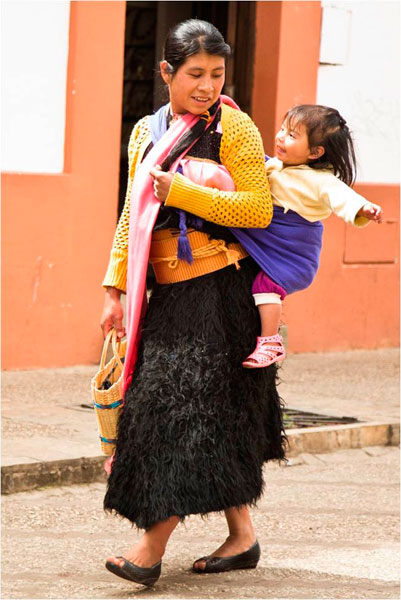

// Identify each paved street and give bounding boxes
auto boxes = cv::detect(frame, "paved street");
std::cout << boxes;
[2,446,399,599]
[2,349,399,468]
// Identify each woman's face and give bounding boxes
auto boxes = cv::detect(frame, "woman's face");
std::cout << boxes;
[160,52,225,115]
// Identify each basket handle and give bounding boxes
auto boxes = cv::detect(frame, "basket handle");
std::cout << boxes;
[99,328,124,372]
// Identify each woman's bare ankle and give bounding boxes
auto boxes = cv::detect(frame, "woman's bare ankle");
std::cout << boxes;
[141,535,166,559]
[227,530,256,544]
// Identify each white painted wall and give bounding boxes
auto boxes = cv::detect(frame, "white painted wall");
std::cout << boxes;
[1,1,70,173]
[317,1,400,183]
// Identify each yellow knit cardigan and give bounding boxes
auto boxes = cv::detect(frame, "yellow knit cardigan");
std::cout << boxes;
[103,104,272,292]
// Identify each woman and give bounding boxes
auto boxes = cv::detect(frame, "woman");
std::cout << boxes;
[101,19,285,586]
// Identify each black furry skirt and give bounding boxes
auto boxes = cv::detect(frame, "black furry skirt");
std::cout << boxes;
[104,257,286,529]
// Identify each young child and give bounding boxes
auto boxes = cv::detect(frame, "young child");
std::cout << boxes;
[239,104,383,368]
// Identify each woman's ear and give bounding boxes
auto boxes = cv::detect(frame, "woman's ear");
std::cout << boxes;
[308,145,325,160]
[160,60,171,85]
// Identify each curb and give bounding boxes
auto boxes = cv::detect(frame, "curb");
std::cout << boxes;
[286,420,400,456]
[1,421,399,495]
[1,456,107,495]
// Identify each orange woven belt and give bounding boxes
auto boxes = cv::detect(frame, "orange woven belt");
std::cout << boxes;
[149,229,248,284]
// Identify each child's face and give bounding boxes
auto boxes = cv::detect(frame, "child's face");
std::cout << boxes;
[275,120,320,166]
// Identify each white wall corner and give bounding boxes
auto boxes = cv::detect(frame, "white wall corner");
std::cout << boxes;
[319,5,352,66]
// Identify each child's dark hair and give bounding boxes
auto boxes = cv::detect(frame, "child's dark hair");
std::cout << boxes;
[284,105,357,186]
[160,20,231,172]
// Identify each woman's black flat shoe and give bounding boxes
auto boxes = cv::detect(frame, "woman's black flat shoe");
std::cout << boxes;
[192,540,261,574]
[105,557,162,586]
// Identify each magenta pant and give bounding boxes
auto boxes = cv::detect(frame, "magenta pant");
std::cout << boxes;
[251,271,287,300]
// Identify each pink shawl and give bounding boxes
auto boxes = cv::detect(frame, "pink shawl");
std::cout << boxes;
[123,95,240,394]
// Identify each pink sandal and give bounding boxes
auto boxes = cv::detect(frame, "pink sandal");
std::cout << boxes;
[242,334,286,369]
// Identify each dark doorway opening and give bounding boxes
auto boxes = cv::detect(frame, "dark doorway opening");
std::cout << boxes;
[118,1,256,217]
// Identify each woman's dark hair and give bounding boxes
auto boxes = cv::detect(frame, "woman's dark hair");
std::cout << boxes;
[160,19,231,172]
[163,19,230,74]
[284,105,357,186]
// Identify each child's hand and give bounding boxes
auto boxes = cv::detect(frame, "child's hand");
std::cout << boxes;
[357,202,383,223]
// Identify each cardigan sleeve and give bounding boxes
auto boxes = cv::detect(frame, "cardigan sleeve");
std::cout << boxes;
[320,176,370,228]
[102,118,150,291]
[164,106,272,228]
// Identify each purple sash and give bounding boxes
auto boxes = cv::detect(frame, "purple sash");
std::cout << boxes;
[150,110,322,295]
[230,207,323,294]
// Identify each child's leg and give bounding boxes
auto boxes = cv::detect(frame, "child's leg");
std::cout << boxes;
[252,271,287,336]
[242,272,287,368]
[254,293,282,338]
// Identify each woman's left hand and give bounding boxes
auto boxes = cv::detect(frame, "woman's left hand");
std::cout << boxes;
[150,165,175,203]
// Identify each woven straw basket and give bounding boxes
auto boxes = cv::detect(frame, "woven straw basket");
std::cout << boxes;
[91,328,126,456]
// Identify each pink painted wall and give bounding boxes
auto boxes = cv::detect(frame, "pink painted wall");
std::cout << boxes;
[284,184,400,352]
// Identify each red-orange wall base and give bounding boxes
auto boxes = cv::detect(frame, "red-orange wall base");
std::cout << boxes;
[284,184,400,352]
[2,1,399,370]
[252,1,322,153]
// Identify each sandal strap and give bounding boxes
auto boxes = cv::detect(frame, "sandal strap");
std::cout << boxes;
[253,349,280,361]
[257,342,283,351]
[257,334,283,343]
[262,347,283,355]
[256,340,284,354]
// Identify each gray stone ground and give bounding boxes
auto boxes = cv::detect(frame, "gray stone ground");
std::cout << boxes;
[279,349,400,422]
[2,446,399,600]
[2,349,399,467]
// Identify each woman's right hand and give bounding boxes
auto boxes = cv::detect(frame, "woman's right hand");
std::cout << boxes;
[100,287,126,339]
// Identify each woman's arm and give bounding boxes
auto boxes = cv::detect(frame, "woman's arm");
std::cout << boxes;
[161,106,273,228]
[100,118,150,337]
[102,118,151,292]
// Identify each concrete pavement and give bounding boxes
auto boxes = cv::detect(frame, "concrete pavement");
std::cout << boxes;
[1,349,399,493]
[1,446,399,599]
[1,348,399,598]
